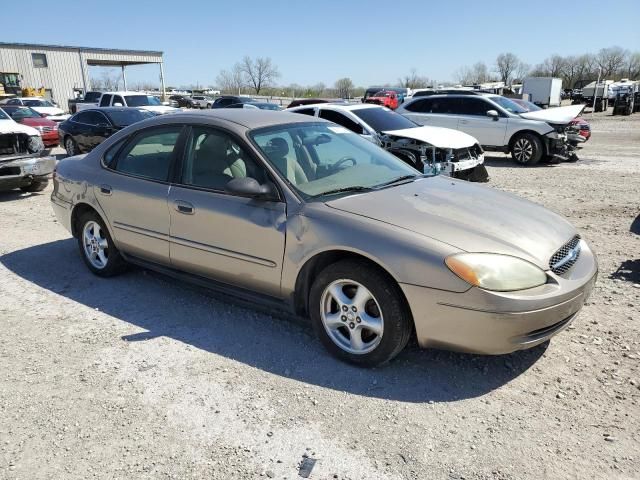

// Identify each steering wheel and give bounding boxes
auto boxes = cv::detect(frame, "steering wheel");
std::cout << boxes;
[331,156,357,171]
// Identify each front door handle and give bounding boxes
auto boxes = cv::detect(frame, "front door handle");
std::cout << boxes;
[99,184,112,195]
[174,200,194,215]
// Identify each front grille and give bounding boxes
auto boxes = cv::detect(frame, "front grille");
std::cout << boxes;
[41,126,54,133]
[549,235,581,275]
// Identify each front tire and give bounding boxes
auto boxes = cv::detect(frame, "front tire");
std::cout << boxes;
[309,260,412,367]
[511,133,543,165]
[76,211,127,277]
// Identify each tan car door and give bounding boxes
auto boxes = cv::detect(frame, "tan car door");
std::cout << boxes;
[95,125,184,265]
[167,126,286,297]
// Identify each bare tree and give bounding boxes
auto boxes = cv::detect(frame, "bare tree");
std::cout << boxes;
[495,53,520,85]
[624,51,640,79]
[514,62,530,83]
[334,77,354,99]
[239,56,280,95]
[398,68,431,89]
[216,64,245,94]
[595,46,627,78]
[90,70,121,91]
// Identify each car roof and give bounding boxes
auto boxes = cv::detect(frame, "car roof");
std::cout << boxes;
[290,103,383,113]
[78,107,147,113]
[143,109,325,130]
[101,91,149,95]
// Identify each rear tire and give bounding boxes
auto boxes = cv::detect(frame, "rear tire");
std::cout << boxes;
[20,180,49,192]
[510,133,543,165]
[76,211,127,277]
[309,260,412,367]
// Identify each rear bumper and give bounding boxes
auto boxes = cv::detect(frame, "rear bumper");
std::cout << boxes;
[400,241,598,354]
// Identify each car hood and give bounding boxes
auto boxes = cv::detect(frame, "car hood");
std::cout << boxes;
[140,106,179,114]
[519,105,585,124]
[0,119,39,136]
[31,106,65,116]
[383,126,478,149]
[325,177,576,268]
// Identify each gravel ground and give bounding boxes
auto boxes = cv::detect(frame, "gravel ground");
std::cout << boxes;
[1,111,638,480]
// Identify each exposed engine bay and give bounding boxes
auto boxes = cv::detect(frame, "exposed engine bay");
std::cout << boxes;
[380,133,489,182]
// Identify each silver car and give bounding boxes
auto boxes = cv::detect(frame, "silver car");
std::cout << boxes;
[50,110,598,366]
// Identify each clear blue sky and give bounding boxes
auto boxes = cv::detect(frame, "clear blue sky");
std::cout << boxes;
[2,0,639,88]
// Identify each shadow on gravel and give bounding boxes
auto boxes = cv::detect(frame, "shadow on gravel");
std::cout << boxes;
[483,155,558,169]
[631,214,640,235]
[1,239,547,403]
[610,259,640,283]
[0,190,46,202]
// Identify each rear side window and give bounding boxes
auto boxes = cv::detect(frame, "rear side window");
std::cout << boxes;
[318,110,364,134]
[113,127,182,181]
[99,94,112,107]
[430,98,459,114]
[404,99,431,112]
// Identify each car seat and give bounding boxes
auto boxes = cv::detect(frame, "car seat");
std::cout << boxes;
[263,137,308,185]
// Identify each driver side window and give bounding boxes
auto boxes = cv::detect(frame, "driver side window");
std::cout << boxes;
[181,127,267,192]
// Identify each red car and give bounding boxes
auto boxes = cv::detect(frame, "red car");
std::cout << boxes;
[364,90,399,109]
[0,105,59,147]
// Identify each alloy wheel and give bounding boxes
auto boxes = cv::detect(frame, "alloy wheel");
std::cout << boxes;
[513,138,533,163]
[320,279,384,355]
[65,137,75,156]
[82,220,109,269]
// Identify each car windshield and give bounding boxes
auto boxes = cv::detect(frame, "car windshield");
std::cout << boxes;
[490,96,528,114]
[520,100,542,112]
[7,107,41,119]
[124,95,162,107]
[250,122,419,199]
[24,99,53,107]
[0,109,9,120]
[353,107,417,132]
[106,109,156,127]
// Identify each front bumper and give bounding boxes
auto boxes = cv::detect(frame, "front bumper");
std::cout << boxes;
[400,241,598,354]
[0,155,56,190]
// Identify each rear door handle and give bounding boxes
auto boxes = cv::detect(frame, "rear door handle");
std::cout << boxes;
[99,184,112,195]
[174,200,194,215]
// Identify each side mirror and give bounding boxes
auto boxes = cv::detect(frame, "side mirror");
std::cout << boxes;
[486,110,499,120]
[225,177,277,200]
[113,102,123,107]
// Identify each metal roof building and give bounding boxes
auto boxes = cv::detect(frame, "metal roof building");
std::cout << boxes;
[0,42,165,107]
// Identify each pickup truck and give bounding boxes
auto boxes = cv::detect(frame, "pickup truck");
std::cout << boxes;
[68,91,102,114]
[97,91,178,114]
[0,108,56,192]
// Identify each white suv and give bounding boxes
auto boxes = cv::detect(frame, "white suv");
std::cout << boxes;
[288,103,488,181]
[396,93,584,165]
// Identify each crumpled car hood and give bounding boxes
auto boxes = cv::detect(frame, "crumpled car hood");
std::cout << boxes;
[0,119,39,136]
[325,177,576,268]
[383,126,478,149]
[519,105,585,125]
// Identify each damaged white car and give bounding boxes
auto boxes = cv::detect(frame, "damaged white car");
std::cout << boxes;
[0,108,56,193]
[287,103,488,182]
[397,92,584,165]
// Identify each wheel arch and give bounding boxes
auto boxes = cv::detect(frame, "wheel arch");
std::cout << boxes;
[292,249,414,328]
[70,202,110,239]
[507,129,547,153]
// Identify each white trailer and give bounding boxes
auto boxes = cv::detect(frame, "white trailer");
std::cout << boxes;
[522,77,563,108]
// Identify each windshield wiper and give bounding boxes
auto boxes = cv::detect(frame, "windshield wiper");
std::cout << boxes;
[313,186,373,197]
[375,174,420,189]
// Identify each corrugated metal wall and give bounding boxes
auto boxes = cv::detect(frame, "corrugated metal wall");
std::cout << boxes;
[0,45,162,108]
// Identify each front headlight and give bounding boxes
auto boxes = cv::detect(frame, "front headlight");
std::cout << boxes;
[445,253,547,292]
[35,126,44,133]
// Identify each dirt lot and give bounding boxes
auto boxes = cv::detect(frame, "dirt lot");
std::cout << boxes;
[1,111,638,480]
